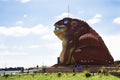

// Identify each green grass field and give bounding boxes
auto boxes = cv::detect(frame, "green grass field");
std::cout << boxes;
[0,73,119,80]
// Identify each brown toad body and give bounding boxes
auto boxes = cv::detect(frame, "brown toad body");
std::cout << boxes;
[54,17,114,66]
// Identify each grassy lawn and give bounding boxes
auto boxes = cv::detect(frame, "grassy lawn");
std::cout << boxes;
[0,73,119,80]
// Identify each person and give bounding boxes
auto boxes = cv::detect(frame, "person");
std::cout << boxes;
[76,65,82,71]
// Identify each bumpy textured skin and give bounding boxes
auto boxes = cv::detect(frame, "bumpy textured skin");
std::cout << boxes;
[54,17,114,66]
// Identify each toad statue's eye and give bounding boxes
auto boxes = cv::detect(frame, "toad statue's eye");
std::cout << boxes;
[63,20,69,25]
[55,27,60,30]
[55,27,63,30]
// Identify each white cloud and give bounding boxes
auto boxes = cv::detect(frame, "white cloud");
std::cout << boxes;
[28,45,40,49]
[0,44,7,49]
[0,51,28,56]
[11,45,23,50]
[41,33,57,40]
[30,24,49,35]
[94,14,102,18]
[23,14,28,18]
[0,26,30,36]
[113,17,120,24]
[78,10,85,14]
[17,0,30,3]
[0,24,49,37]
[55,12,74,20]
[102,34,120,61]
[16,20,23,25]
[44,42,61,50]
[87,14,102,24]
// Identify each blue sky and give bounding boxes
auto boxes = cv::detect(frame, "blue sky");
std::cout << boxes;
[0,0,120,68]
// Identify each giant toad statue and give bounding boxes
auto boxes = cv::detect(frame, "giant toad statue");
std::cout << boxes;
[54,17,114,66]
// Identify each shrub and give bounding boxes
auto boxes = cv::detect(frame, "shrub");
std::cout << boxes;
[85,72,91,78]
[101,66,109,76]
[57,72,62,77]
[44,73,48,76]
[73,73,76,76]
[83,70,91,78]
[3,74,9,78]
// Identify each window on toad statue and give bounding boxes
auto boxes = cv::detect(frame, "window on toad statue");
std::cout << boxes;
[88,60,90,63]
[81,60,83,62]
[91,60,93,62]
[84,60,87,62]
